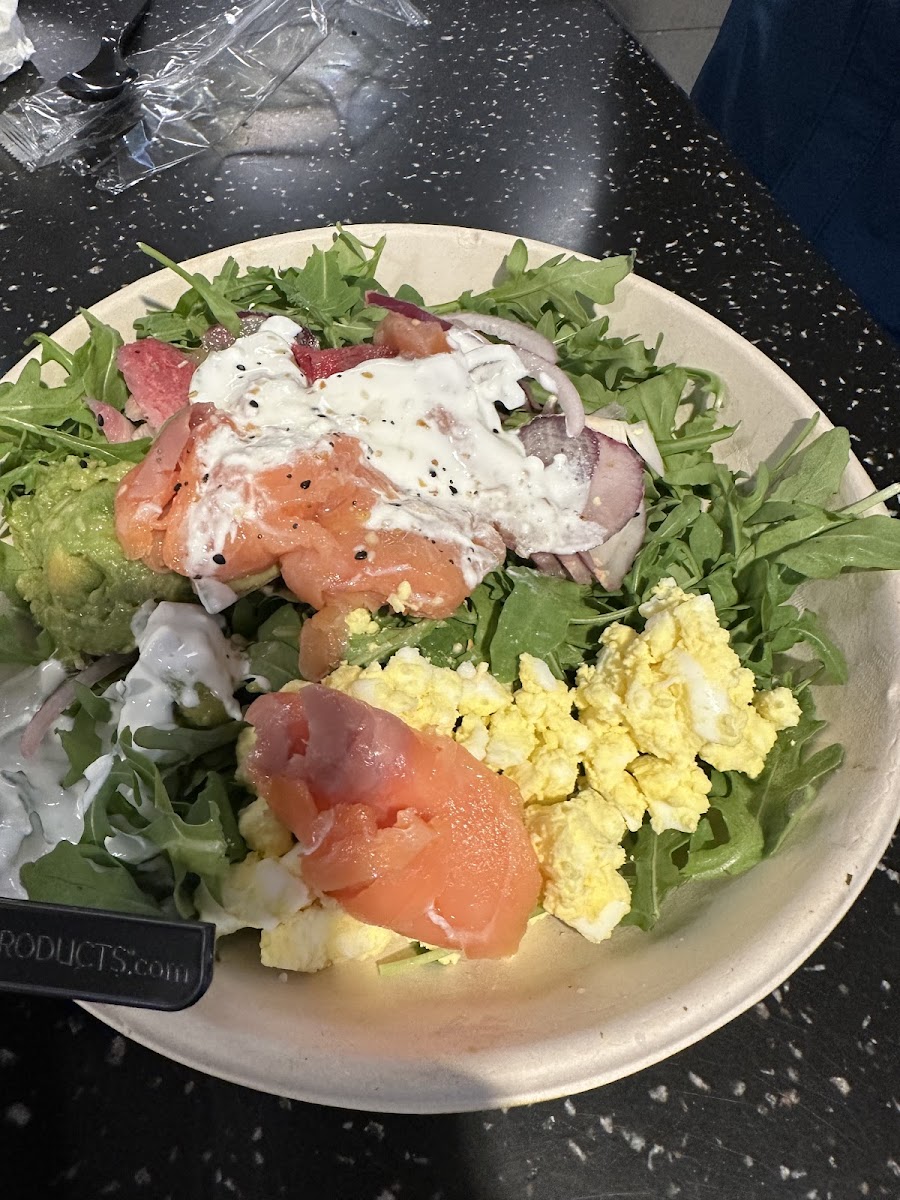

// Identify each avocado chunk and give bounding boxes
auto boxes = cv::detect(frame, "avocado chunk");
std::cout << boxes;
[7,457,193,659]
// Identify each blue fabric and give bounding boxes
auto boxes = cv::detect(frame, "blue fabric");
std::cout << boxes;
[692,0,900,340]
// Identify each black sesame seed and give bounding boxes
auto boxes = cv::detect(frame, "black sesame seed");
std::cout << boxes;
[300,479,311,489]
[354,549,368,560]
[202,473,210,483]
[286,473,292,479]
[96,413,105,427]
[236,364,246,372]
[449,484,458,495]
[173,482,182,493]
[79,459,88,469]
[292,523,299,529]
[212,553,226,565]
[249,399,259,408]
[429,469,437,478]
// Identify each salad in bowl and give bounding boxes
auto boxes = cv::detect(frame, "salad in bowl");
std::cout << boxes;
[1,226,898,989]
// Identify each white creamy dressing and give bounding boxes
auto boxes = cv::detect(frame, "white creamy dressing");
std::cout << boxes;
[113,601,247,738]
[185,317,605,585]
[0,603,249,893]
[0,661,88,898]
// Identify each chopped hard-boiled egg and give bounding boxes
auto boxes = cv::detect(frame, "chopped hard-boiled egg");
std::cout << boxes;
[195,849,310,938]
[576,579,801,834]
[526,788,631,943]
[229,578,801,966]
[238,795,293,859]
[260,898,411,973]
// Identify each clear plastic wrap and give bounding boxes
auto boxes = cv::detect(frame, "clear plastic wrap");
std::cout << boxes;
[0,0,425,188]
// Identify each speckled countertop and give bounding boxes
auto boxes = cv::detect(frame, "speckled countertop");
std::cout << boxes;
[1,1,898,1197]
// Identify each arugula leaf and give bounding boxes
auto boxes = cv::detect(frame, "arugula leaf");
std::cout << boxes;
[682,791,764,880]
[789,610,848,685]
[745,700,844,854]
[487,567,599,683]
[76,311,129,409]
[131,721,243,766]
[621,826,690,931]
[0,414,149,464]
[21,841,166,917]
[767,427,850,507]
[772,516,900,577]
[137,243,242,335]
[0,359,88,426]
[244,604,304,691]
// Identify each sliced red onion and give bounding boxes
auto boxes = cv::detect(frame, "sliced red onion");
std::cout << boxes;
[88,400,138,445]
[587,413,665,476]
[293,324,319,350]
[518,414,597,483]
[201,324,236,352]
[517,415,643,538]
[124,396,143,423]
[365,291,452,330]
[582,430,646,539]
[624,421,665,477]
[529,552,568,578]
[585,504,648,591]
[555,553,595,585]
[238,311,269,333]
[20,653,134,759]
[521,413,645,589]
[517,352,585,437]
[445,311,558,364]
[200,312,277,353]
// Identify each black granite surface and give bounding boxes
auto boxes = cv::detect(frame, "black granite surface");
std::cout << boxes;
[1,1,898,1197]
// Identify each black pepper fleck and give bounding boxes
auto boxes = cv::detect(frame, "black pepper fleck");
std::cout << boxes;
[300,479,311,489]
[354,549,368,560]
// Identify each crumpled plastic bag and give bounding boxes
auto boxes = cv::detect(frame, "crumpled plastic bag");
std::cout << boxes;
[0,0,424,190]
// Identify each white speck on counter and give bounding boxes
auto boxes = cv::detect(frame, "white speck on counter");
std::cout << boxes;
[4,1102,30,1127]
[688,1071,710,1092]
[830,1075,851,1096]
[649,1084,669,1102]
[563,1098,576,1116]
[567,1139,587,1163]
[105,1036,126,1066]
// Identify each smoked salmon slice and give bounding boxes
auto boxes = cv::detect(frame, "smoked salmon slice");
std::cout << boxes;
[114,405,485,669]
[244,686,542,958]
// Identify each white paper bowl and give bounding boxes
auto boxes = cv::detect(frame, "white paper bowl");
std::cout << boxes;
[5,225,898,1113]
